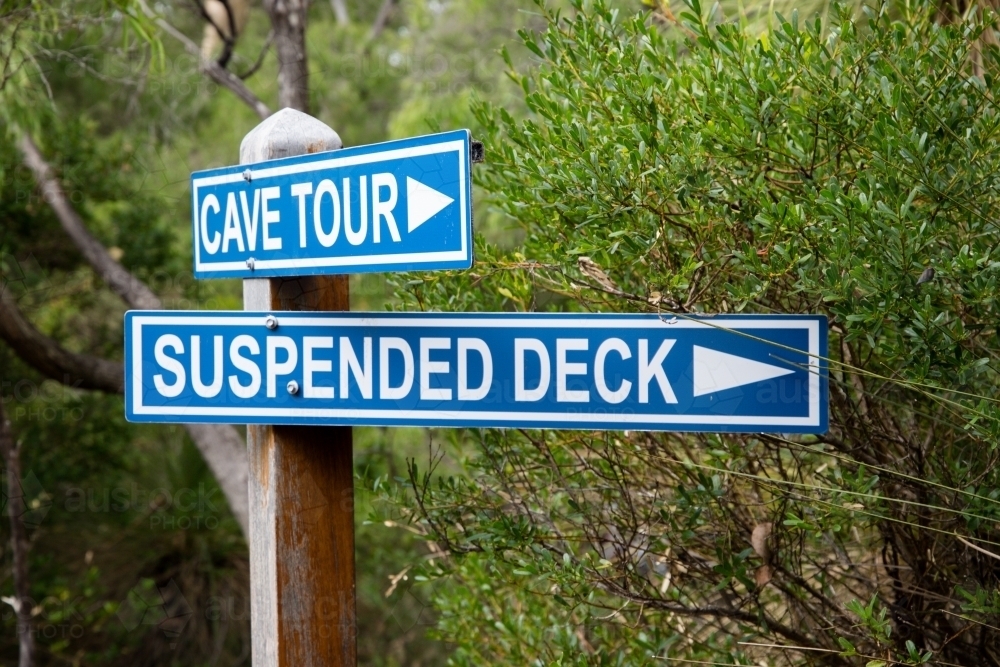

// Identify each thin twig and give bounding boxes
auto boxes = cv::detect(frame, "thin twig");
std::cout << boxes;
[138,0,271,119]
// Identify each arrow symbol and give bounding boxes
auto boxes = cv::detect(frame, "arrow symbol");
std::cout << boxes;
[692,346,795,397]
[406,177,454,232]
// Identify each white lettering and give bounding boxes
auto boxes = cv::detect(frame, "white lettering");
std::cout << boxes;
[222,192,245,253]
[303,337,334,399]
[556,339,589,402]
[371,173,400,243]
[229,335,261,398]
[420,338,451,400]
[344,177,366,246]
[261,186,282,250]
[340,337,373,399]
[457,338,492,401]
[239,190,260,252]
[154,335,185,398]
[292,182,313,248]
[515,339,550,402]
[191,335,224,398]
[314,179,341,247]
[380,337,413,400]
[639,339,677,403]
[200,194,221,255]
[595,338,632,404]
[266,336,298,398]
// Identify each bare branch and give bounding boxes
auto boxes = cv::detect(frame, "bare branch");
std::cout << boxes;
[16,134,162,310]
[14,135,252,537]
[0,288,124,394]
[369,0,398,42]
[330,0,349,25]
[215,0,238,68]
[0,289,250,534]
[191,0,233,66]
[238,29,273,80]
[139,0,271,120]
[184,424,249,533]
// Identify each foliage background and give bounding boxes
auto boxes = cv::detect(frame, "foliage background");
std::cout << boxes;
[4,0,1000,666]
[0,0,542,664]
[389,1,1000,665]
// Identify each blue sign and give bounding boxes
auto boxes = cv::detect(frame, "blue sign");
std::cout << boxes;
[125,312,828,433]
[190,130,473,279]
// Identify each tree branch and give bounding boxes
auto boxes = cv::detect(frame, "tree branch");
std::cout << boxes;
[182,423,250,535]
[139,0,271,120]
[17,135,162,310]
[191,0,236,68]
[216,0,238,68]
[330,0,349,25]
[239,29,273,80]
[0,289,250,535]
[0,288,124,393]
[14,136,251,538]
[369,0,398,42]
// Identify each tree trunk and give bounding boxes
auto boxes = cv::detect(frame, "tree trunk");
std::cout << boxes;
[1,403,35,667]
[262,0,311,112]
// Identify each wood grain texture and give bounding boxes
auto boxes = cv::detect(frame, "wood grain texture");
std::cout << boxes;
[242,111,356,667]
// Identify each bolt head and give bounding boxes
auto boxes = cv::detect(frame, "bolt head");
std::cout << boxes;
[246,257,255,270]
[286,380,299,395]
[264,315,278,330]
[243,169,252,182]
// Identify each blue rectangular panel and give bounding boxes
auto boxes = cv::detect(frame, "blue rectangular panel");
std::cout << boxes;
[125,312,828,433]
[190,130,472,279]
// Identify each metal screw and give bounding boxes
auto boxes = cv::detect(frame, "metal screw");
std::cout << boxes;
[243,169,252,182]
[264,315,278,330]
[286,380,299,395]
[246,257,255,270]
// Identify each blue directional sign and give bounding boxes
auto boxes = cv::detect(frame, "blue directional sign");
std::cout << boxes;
[190,130,473,279]
[125,312,828,433]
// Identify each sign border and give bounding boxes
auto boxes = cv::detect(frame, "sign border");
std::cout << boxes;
[190,130,472,279]
[125,312,828,433]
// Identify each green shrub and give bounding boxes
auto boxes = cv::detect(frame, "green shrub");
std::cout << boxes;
[392,1,1000,664]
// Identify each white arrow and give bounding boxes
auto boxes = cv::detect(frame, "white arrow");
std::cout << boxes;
[406,177,454,233]
[692,346,795,397]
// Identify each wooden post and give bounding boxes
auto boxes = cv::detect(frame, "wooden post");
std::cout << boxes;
[241,108,357,667]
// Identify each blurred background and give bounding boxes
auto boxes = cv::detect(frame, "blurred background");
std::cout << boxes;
[0,1,542,664]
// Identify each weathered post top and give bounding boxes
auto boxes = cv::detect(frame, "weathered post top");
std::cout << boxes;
[241,107,350,313]
[242,107,356,667]
[240,107,342,164]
